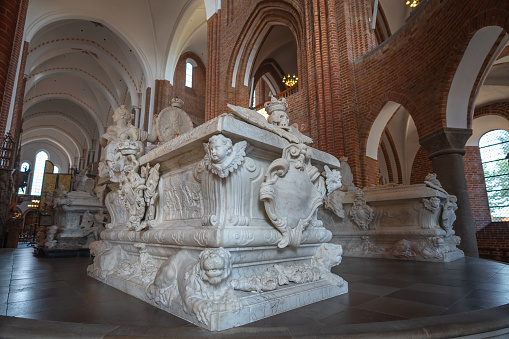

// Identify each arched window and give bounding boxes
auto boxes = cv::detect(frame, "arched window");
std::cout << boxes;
[18,162,30,195]
[30,151,48,196]
[479,129,509,221]
[185,62,193,88]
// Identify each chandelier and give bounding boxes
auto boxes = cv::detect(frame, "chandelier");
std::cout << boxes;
[406,0,419,7]
[282,74,298,87]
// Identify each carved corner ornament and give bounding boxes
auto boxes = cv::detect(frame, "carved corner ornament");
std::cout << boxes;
[348,191,374,230]
[260,143,325,248]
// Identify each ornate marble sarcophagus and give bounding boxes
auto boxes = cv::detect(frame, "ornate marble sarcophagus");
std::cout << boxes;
[87,101,348,331]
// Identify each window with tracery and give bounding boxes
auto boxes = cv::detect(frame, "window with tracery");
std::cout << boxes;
[479,129,509,221]
[30,151,48,196]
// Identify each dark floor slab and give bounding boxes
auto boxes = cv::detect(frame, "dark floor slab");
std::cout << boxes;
[14,303,105,323]
[356,296,447,318]
[355,276,415,288]
[320,307,406,326]
[7,280,69,293]
[328,291,380,307]
[6,293,88,316]
[7,286,79,303]
[347,282,400,296]
[466,289,509,303]
[385,288,465,308]
[403,282,473,296]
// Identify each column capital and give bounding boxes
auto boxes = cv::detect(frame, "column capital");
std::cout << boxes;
[419,127,472,159]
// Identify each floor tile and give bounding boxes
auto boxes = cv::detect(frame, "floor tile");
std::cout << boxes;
[356,296,447,318]
[328,291,380,307]
[385,289,465,308]
[320,307,406,325]
[347,282,400,296]
[6,294,88,316]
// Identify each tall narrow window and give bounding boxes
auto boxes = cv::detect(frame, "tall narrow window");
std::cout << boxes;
[185,62,193,88]
[252,89,256,107]
[18,162,30,195]
[30,151,48,196]
[479,129,509,221]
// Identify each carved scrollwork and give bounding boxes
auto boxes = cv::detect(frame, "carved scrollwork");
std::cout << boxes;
[260,143,325,248]
[232,230,255,246]
[348,191,374,230]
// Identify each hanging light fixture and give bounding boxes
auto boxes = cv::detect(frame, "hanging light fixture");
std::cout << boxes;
[282,74,298,87]
[405,0,420,7]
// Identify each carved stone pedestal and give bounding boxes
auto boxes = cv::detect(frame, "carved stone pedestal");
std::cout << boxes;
[88,113,348,331]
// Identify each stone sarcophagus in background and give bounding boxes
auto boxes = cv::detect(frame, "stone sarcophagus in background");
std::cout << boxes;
[88,101,348,331]
[320,173,464,262]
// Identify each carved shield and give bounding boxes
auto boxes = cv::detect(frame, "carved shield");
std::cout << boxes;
[260,144,324,248]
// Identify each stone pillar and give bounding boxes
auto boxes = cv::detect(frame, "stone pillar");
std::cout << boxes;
[420,127,479,257]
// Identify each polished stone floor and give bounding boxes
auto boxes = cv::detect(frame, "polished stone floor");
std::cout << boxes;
[1,246,509,336]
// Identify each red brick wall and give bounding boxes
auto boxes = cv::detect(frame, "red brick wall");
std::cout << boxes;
[153,79,173,117]
[477,222,509,262]
[173,52,206,126]
[410,146,433,184]
[464,146,491,231]
[0,0,26,137]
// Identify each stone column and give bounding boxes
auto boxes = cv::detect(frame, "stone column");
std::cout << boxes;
[420,127,479,257]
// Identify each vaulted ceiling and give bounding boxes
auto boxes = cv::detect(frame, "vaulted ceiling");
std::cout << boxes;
[21,0,208,171]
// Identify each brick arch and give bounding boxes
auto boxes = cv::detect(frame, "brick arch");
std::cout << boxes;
[253,58,286,97]
[384,128,403,184]
[226,1,304,110]
[362,91,419,160]
[441,8,509,130]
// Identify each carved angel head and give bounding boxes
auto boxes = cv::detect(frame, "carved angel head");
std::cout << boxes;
[207,135,233,164]
[199,247,232,285]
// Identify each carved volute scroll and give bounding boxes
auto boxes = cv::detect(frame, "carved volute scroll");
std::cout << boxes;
[260,143,325,248]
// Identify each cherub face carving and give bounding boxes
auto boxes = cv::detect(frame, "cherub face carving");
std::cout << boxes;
[208,135,233,164]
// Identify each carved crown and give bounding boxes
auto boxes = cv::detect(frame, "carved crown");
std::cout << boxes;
[170,97,184,108]
[264,97,288,114]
